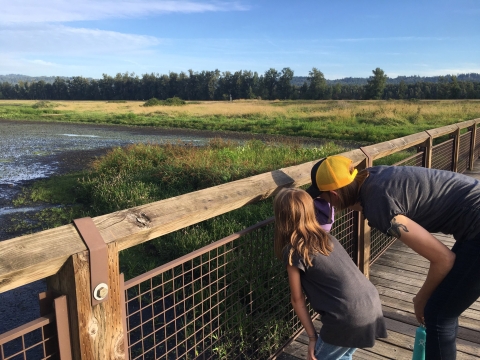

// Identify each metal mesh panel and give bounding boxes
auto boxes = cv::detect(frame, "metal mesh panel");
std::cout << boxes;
[431,139,454,171]
[369,228,395,264]
[393,151,424,167]
[123,218,314,360]
[0,314,59,360]
[458,131,472,173]
[330,209,357,261]
[475,127,480,161]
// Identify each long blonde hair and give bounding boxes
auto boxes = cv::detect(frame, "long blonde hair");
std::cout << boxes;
[274,188,332,267]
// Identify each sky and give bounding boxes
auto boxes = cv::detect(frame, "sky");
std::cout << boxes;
[0,0,479,80]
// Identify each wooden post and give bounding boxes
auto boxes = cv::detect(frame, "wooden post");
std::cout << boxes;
[358,213,371,279]
[423,135,433,169]
[355,156,371,278]
[47,242,125,360]
[469,123,477,170]
[453,127,461,173]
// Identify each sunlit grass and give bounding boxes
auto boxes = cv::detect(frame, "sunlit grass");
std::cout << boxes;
[1,99,480,143]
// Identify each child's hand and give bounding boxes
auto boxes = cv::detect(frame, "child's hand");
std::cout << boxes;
[307,337,317,360]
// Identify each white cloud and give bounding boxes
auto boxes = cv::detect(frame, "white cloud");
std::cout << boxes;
[0,0,249,24]
[0,24,161,55]
[29,59,57,66]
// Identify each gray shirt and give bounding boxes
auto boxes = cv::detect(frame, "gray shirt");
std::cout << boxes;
[359,166,480,242]
[284,235,387,348]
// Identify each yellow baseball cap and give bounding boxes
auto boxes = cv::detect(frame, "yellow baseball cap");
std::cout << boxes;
[307,155,358,194]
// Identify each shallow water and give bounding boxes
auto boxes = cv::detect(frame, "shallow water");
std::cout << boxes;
[0,120,209,186]
[0,120,223,336]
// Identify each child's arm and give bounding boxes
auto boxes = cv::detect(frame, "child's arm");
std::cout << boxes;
[287,264,318,360]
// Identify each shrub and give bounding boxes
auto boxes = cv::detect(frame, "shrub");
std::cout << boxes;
[32,100,56,109]
[143,97,186,107]
[143,98,163,106]
[163,97,186,106]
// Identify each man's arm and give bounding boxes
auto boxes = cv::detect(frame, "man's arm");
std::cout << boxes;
[387,214,456,323]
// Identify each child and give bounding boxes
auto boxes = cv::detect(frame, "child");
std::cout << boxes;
[274,188,387,360]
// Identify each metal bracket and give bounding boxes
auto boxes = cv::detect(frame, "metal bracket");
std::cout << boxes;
[73,217,109,306]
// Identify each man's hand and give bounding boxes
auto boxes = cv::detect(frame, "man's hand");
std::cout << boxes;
[413,295,427,325]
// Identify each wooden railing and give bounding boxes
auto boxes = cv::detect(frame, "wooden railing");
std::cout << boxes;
[0,118,479,359]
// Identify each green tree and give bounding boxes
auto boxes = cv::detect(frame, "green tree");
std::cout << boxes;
[263,68,279,100]
[307,68,327,100]
[277,67,294,100]
[398,80,407,99]
[365,67,388,100]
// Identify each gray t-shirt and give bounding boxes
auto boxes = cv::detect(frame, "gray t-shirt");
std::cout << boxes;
[284,235,387,348]
[359,166,480,242]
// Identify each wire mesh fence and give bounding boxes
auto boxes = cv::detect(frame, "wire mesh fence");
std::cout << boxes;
[431,139,454,171]
[458,131,472,173]
[0,314,59,360]
[330,209,357,261]
[122,207,359,360]
[122,219,296,360]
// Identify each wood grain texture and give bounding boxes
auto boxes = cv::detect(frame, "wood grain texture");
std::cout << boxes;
[361,132,429,161]
[47,243,124,360]
[0,149,366,293]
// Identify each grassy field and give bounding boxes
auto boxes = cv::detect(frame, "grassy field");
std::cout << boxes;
[1,99,480,143]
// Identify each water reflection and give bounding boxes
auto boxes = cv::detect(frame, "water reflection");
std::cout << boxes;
[0,121,212,185]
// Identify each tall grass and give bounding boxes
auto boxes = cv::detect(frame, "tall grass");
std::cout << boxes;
[15,139,343,274]
[2,99,480,143]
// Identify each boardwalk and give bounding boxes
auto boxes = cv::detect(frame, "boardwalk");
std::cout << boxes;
[277,164,480,360]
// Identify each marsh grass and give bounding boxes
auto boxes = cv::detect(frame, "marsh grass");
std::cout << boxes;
[1,99,480,143]
[13,139,343,274]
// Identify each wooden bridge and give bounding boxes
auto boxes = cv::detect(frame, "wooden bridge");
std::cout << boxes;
[1,119,480,360]
[277,163,480,360]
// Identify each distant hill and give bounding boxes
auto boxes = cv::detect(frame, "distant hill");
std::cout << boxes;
[292,73,480,87]
[2,72,480,86]
[0,74,71,84]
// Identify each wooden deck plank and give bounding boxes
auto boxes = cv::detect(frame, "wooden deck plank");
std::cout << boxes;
[275,233,480,359]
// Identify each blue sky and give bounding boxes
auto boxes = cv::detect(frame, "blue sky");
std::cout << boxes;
[1,0,479,79]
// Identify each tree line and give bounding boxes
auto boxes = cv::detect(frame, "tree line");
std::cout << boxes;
[1,67,479,101]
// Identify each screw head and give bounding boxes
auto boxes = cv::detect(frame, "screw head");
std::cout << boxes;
[93,283,109,301]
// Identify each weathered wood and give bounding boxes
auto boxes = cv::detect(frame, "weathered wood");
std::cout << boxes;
[47,243,124,360]
[457,119,478,130]
[380,293,480,329]
[360,132,429,161]
[384,317,480,357]
[358,213,371,278]
[424,135,433,168]
[355,158,371,277]
[382,304,480,345]
[469,121,478,170]
[0,225,86,293]
[453,126,461,172]
[374,258,429,275]
[0,150,366,293]
[426,124,459,138]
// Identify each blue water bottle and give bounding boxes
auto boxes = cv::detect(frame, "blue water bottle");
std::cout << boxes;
[412,325,426,360]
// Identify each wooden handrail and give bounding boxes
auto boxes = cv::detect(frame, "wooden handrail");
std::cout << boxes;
[1,119,479,294]
[0,148,363,293]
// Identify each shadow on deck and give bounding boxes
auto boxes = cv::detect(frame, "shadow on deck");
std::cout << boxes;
[276,165,480,360]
